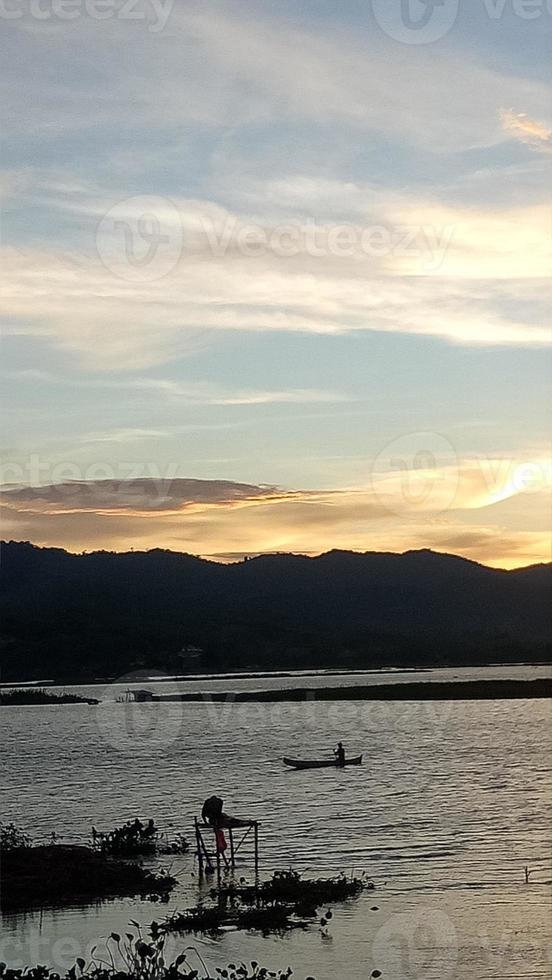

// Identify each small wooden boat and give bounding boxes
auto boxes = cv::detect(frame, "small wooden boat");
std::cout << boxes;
[283,754,363,770]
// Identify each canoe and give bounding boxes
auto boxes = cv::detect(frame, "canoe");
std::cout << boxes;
[283,755,363,770]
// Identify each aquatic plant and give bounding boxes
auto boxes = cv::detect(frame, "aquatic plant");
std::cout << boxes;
[158,833,190,855]
[0,823,32,852]
[92,821,189,857]
[0,962,300,980]
[0,928,306,980]
[160,870,374,937]
[92,819,159,856]
[1,843,177,912]
[158,906,227,936]
[217,869,373,909]
[90,929,301,980]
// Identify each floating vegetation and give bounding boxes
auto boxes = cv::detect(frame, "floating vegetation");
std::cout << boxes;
[0,843,176,912]
[156,906,229,936]
[159,870,374,936]
[0,689,99,706]
[230,905,301,934]
[92,820,189,857]
[216,870,373,908]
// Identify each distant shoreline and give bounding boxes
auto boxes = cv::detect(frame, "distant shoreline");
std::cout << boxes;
[0,665,434,688]
[154,678,551,702]
[0,662,549,690]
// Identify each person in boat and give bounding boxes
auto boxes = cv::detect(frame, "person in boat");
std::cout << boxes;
[335,742,346,767]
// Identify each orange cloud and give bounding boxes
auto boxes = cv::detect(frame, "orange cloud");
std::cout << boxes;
[500,109,552,150]
[1,470,550,569]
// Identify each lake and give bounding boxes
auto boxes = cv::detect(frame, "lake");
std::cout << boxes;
[1,672,551,980]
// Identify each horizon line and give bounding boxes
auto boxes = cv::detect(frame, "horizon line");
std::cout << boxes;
[2,538,550,575]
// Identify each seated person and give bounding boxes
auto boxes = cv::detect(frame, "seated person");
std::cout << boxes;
[201,795,257,828]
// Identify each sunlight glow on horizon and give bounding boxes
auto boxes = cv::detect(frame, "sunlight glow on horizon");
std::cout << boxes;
[1,0,550,568]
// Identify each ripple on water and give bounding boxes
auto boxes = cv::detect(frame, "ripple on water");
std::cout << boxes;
[1,697,551,980]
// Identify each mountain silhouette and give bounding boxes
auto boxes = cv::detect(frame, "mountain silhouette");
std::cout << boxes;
[1,541,549,682]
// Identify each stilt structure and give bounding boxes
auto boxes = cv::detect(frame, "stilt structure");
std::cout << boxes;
[194,818,259,888]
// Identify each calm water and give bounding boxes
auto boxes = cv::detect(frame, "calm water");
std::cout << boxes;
[1,689,551,980]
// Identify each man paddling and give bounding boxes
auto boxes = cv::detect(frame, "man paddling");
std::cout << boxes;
[335,742,346,767]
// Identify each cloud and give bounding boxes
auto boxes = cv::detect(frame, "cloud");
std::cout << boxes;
[1,462,550,568]
[1,218,550,371]
[1,369,348,409]
[0,478,289,512]
[500,110,552,151]
[1,1,550,370]
[5,1,549,154]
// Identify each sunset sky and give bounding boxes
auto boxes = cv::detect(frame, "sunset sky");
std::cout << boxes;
[1,0,551,567]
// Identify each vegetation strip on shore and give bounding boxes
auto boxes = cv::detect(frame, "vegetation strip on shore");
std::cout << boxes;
[155,677,552,703]
[0,689,99,706]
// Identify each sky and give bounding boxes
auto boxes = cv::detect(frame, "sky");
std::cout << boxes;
[1,0,551,567]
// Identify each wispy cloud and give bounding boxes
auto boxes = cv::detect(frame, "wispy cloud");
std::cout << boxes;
[500,109,552,151]
[1,369,349,408]
[4,1,550,152]
[1,231,549,371]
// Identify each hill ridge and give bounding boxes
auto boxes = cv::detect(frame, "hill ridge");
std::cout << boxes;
[1,540,549,682]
